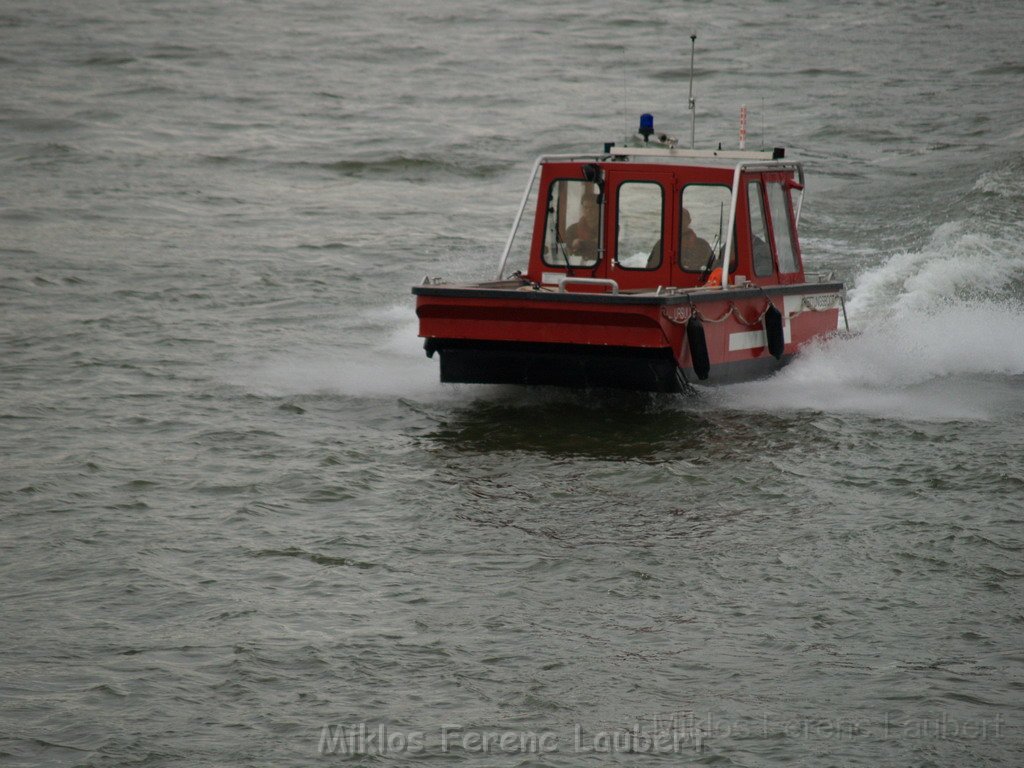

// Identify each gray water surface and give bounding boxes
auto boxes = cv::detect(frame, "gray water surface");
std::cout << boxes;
[2,2,1023,766]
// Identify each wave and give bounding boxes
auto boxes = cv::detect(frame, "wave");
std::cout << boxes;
[318,153,509,181]
[711,300,1024,421]
[810,123,903,143]
[226,309,442,400]
[713,214,1024,421]
[974,63,1024,76]
[794,68,864,78]
[81,54,135,66]
[973,166,1024,200]
[846,221,1024,318]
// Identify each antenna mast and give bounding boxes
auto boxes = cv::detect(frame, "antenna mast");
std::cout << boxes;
[687,34,697,149]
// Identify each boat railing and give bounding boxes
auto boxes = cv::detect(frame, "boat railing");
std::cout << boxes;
[804,270,837,283]
[497,153,608,280]
[607,146,779,161]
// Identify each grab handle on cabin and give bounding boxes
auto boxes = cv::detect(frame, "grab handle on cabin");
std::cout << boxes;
[557,277,620,294]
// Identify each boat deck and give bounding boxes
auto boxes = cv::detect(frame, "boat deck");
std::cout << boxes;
[414,279,846,305]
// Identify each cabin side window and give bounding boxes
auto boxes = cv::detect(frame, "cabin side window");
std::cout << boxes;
[680,185,735,273]
[542,179,600,268]
[615,182,663,270]
[747,181,774,277]
[766,182,799,274]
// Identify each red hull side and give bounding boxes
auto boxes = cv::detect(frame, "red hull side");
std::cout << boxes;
[415,285,843,388]
[417,296,669,348]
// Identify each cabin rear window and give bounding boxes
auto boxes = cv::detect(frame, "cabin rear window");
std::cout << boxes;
[766,182,799,274]
[615,182,663,270]
[542,179,601,268]
[680,185,735,273]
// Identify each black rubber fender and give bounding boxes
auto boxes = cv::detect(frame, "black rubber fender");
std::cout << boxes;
[686,314,710,380]
[764,304,784,360]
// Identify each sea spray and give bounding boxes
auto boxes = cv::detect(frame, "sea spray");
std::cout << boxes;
[710,215,1024,421]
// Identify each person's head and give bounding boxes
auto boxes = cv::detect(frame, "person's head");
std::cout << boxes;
[681,207,692,230]
[580,192,598,219]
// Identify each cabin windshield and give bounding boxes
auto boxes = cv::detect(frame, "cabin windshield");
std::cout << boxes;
[680,184,734,272]
[616,182,663,270]
[543,179,601,268]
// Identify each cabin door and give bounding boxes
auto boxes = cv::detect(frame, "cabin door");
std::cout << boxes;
[668,172,738,287]
[605,170,674,291]
[760,171,804,285]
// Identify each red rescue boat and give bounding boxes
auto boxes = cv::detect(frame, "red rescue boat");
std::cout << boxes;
[413,122,847,392]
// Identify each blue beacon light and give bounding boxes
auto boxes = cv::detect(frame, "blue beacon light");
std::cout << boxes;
[638,113,654,142]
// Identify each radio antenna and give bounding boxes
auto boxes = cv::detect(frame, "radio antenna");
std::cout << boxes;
[687,34,697,149]
[761,96,765,151]
[623,47,629,142]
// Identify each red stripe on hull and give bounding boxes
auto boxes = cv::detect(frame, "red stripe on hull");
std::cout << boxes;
[417,296,669,348]
[416,291,839,381]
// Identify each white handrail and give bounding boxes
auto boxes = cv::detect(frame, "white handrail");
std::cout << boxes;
[793,165,806,225]
[496,156,542,280]
[496,153,602,280]
[558,277,619,294]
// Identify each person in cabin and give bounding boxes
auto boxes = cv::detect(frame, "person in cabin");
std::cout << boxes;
[679,207,715,271]
[565,191,599,259]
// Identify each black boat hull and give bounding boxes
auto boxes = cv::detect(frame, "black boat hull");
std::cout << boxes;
[428,338,792,391]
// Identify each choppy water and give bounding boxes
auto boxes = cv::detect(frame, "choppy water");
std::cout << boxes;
[2,1,1023,766]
